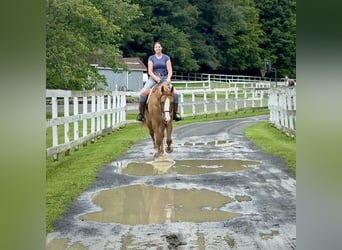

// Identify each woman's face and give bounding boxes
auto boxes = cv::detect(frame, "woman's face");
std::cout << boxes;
[154,43,162,53]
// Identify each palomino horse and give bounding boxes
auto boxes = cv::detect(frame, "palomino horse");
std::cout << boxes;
[142,84,174,157]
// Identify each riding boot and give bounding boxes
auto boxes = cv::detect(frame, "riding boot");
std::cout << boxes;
[173,103,182,121]
[136,102,146,121]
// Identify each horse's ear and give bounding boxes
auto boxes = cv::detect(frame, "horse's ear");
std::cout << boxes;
[171,86,174,93]
[161,85,165,93]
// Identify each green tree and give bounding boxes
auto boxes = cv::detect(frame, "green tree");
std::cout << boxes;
[46,0,141,90]
[122,0,199,71]
[225,0,263,72]
[254,0,296,78]
[187,0,263,73]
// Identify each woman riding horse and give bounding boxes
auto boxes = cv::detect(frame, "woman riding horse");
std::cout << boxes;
[136,41,182,122]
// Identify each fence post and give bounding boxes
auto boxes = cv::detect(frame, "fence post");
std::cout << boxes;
[63,96,70,155]
[73,96,79,150]
[82,96,87,145]
[51,96,58,160]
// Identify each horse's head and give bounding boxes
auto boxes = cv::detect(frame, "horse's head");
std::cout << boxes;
[159,84,174,123]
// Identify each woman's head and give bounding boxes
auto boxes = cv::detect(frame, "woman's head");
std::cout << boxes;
[153,41,163,53]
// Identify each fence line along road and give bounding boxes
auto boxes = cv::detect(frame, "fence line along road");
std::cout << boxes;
[46,89,127,160]
[46,85,295,160]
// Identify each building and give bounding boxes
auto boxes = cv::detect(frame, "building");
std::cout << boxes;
[95,57,147,92]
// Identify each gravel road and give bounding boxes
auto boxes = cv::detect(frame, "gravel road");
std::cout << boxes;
[46,115,296,250]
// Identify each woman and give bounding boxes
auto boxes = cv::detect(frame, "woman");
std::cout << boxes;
[136,41,182,122]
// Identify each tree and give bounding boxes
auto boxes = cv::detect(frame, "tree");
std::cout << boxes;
[254,0,296,77]
[122,0,199,71]
[187,0,263,73]
[46,0,141,90]
[225,0,263,72]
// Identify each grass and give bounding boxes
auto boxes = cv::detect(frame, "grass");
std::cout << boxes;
[244,121,296,176]
[46,108,296,234]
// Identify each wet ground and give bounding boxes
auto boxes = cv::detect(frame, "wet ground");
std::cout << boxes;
[46,115,296,249]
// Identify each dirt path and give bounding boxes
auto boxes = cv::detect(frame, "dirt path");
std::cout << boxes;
[46,115,296,249]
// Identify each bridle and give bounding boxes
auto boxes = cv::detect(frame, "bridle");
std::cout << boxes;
[159,85,174,123]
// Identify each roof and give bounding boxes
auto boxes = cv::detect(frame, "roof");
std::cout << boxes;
[117,57,147,71]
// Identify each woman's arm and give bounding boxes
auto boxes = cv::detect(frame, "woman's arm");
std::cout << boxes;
[148,59,160,83]
[166,59,173,84]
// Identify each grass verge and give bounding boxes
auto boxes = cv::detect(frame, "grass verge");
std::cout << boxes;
[244,121,296,176]
[47,108,296,234]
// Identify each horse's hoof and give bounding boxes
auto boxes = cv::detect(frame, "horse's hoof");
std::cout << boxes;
[165,147,173,153]
[154,152,163,158]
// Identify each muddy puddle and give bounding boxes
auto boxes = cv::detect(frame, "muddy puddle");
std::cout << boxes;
[46,238,87,250]
[79,185,241,225]
[114,158,260,176]
[181,139,238,147]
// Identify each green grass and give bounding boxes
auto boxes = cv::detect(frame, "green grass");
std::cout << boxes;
[244,121,296,176]
[46,108,295,234]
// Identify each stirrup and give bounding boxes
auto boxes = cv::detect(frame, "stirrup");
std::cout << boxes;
[136,113,144,121]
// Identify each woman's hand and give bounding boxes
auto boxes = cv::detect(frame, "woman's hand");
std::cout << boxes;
[155,76,161,83]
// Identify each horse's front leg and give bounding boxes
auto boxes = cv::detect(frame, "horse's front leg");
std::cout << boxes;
[152,123,163,157]
[165,122,173,153]
[149,129,156,149]
[154,136,163,157]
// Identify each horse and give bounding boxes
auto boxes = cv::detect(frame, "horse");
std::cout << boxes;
[142,84,174,157]
[285,75,296,87]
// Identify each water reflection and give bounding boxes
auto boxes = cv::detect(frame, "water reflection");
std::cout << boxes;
[79,185,241,225]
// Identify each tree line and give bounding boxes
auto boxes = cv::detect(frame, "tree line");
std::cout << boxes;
[46,0,296,90]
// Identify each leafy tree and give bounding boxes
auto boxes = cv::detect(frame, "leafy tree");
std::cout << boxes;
[254,0,296,77]
[122,0,199,71]
[46,0,141,90]
[225,0,263,73]
[187,0,264,74]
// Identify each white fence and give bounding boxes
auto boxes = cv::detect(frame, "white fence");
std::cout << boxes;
[177,87,268,118]
[171,80,273,90]
[172,72,289,87]
[46,89,126,160]
[268,87,296,137]
[46,85,296,159]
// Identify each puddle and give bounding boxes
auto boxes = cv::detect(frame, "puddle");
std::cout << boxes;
[79,185,241,225]
[120,233,133,249]
[235,195,252,202]
[181,139,238,147]
[196,231,205,250]
[259,230,280,240]
[224,234,236,248]
[118,159,259,176]
[46,238,87,250]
